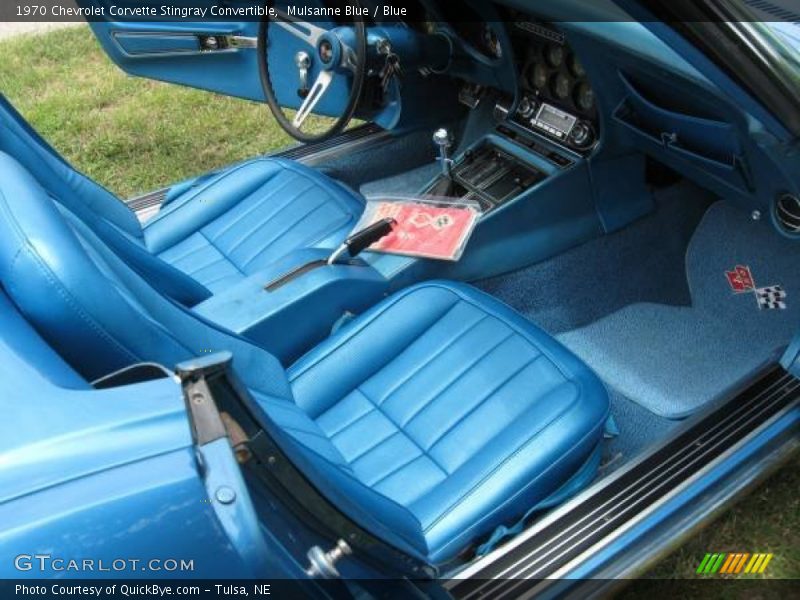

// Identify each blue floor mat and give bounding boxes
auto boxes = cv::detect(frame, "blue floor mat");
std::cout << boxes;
[479,183,800,420]
[557,201,800,417]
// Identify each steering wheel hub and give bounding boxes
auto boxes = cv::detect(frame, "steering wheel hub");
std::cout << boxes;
[318,38,335,65]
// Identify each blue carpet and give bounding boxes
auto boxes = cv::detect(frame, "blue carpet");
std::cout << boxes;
[557,201,800,417]
[478,181,711,333]
[479,182,800,421]
[600,389,678,475]
[359,163,441,197]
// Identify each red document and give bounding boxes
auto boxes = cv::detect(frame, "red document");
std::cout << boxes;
[363,201,479,261]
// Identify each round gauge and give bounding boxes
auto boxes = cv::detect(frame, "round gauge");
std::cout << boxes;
[546,44,565,68]
[569,54,586,78]
[530,63,549,91]
[551,72,573,100]
[573,82,595,112]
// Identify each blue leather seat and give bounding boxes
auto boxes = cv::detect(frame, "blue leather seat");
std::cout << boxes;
[285,282,609,563]
[145,158,364,293]
[0,96,363,301]
[0,152,609,566]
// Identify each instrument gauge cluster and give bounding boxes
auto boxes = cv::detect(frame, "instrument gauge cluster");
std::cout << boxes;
[519,37,596,117]
[508,19,599,153]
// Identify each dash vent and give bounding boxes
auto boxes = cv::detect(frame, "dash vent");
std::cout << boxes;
[775,192,800,234]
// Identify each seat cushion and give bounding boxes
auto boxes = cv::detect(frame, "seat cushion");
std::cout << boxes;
[287,281,609,564]
[145,158,364,292]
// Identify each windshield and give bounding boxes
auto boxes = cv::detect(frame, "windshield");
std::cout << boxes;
[764,20,800,62]
[767,21,800,48]
[736,1,800,83]
[657,0,800,136]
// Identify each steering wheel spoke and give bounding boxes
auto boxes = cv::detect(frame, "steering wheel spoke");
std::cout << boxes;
[292,70,334,129]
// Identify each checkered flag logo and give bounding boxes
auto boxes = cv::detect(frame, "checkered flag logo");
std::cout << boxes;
[755,285,787,310]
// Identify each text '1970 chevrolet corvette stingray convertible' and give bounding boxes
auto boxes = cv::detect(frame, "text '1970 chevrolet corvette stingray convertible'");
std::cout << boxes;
[0,0,799,597]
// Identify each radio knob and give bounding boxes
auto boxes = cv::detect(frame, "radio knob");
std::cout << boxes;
[517,96,537,119]
[569,121,594,148]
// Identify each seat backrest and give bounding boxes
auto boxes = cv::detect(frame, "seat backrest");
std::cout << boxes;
[0,95,141,238]
[0,289,88,391]
[0,151,287,388]
[0,96,211,306]
[0,152,429,562]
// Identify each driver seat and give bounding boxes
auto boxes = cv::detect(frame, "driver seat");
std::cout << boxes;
[0,96,363,304]
[145,157,364,294]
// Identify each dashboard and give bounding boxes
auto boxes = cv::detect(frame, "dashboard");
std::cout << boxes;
[400,3,600,157]
[432,9,601,156]
[515,23,596,121]
[404,1,790,234]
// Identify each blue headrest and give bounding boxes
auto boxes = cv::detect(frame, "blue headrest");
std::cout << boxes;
[0,96,211,306]
[0,151,290,401]
[0,95,141,238]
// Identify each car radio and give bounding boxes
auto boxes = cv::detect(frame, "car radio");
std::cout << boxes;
[532,102,577,140]
[496,96,596,154]
[503,19,599,155]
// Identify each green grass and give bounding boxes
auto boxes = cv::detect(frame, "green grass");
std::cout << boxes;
[0,25,300,198]
[629,454,800,586]
[1,25,798,586]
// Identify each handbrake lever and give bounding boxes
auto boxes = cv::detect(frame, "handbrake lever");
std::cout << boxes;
[327,217,397,265]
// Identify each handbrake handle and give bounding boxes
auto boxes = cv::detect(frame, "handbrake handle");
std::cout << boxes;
[345,217,397,256]
[327,218,397,265]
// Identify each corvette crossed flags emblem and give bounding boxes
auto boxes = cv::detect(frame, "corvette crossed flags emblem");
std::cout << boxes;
[725,265,787,310]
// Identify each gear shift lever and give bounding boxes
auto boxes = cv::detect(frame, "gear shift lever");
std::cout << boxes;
[433,128,454,179]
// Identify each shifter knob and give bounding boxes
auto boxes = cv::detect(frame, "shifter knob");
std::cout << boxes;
[433,128,454,178]
[433,128,453,149]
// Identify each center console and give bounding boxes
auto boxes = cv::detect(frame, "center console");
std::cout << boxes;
[423,20,598,214]
[193,248,388,365]
[425,141,546,212]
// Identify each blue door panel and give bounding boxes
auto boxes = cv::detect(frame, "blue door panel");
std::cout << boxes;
[85,1,350,116]
[0,291,282,578]
[0,449,250,578]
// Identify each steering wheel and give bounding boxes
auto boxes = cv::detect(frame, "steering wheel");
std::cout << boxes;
[258,1,368,143]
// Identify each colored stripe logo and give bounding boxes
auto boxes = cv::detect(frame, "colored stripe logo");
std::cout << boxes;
[696,552,773,574]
